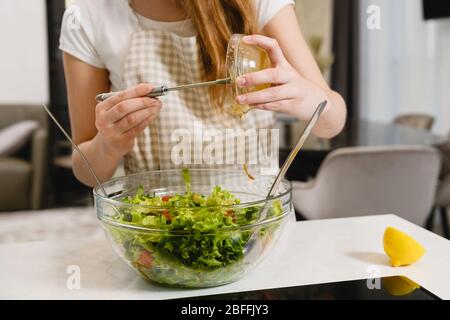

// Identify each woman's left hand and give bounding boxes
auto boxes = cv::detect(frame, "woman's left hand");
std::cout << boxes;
[235,35,329,121]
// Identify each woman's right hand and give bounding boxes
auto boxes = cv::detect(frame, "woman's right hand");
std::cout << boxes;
[94,84,162,159]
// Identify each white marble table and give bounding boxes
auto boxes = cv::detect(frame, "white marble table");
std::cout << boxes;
[1,214,449,300]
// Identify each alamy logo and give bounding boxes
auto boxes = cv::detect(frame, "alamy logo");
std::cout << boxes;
[367,5,382,30]
[66,265,81,290]
[170,123,279,171]
[366,265,381,290]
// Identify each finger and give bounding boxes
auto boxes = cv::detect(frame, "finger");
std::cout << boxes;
[242,35,286,66]
[121,113,157,139]
[114,107,160,134]
[106,97,162,123]
[236,85,295,105]
[99,83,154,111]
[252,100,293,113]
[236,68,290,88]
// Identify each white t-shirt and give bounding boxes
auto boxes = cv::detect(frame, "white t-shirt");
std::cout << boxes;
[59,0,294,91]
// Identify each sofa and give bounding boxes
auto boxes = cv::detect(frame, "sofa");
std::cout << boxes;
[0,105,48,211]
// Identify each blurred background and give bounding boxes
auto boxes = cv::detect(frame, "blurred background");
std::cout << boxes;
[0,0,449,241]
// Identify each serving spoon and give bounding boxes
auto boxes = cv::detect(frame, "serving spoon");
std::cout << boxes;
[258,100,328,221]
[42,104,109,198]
[242,100,327,258]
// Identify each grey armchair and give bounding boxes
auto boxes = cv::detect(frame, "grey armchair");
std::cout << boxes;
[428,133,450,238]
[292,146,441,226]
[436,132,450,178]
[430,175,450,238]
[0,105,48,211]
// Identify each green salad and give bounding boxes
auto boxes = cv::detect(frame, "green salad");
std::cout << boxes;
[105,169,283,287]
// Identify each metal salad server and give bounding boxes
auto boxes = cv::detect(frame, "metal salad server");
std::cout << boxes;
[259,100,328,221]
[42,104,109,198]
[243,100,327,257]
[95,77,232,103]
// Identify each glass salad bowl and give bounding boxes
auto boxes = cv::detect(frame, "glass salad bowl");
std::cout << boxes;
[94,169,292,288]
[224,34,272,117]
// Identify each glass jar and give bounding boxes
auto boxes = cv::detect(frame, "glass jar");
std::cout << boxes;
[225,34,272,118]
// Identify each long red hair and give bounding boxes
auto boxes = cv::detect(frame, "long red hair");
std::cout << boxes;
[182,0,261,107]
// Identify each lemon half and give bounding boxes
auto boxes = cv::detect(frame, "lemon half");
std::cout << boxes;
[382,276,420,296]
[383,227,426,267]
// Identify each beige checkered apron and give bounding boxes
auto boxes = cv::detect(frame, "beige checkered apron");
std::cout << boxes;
[122,15,278,174]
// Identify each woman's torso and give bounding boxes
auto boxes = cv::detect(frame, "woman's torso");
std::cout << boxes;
[60,0,294,174]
